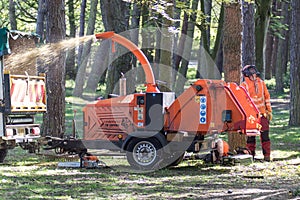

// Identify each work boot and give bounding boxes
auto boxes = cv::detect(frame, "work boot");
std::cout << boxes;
[263,156,271,162]
[246,142,256,158]
[262,141,271,160]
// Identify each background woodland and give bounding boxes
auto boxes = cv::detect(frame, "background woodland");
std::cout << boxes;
[0,0,299,138]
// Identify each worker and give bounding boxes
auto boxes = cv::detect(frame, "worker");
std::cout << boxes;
[241,65,272,161]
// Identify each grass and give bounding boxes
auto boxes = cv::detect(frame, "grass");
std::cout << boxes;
[1,85,299,199]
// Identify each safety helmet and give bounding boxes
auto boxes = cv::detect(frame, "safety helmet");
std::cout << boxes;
[242,65,260,77]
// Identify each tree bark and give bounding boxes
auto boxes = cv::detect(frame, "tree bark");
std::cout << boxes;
[73,0,98,97]
[159,0,174,91]
[42,0,66,137]
[197,0,213,79]
[175,0,199,95]
[255,0,272,79]
[100,0,131,96]
[275,1,290,93]
[140,4,154,84]
[265,33,274,79]
[289,0,300,126]
[265,0,277,79]
[211,3,224,76]
[173,12,188,83]
[9,0,17,30]
[84,40,110,96]
[36,0,46,42]
[223,2,246,151]
[77,0,87,72]
[65,0,76,80]
[223,3,242,84]
[241,0,255,66]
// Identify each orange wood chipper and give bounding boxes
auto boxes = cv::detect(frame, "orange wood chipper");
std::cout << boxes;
[44,32,261,170]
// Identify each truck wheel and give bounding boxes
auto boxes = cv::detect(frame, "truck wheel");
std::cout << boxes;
[0,149,8,163]
[126,138,163,171]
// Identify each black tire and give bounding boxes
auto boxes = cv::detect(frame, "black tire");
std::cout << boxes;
[0,149,8,163]
[126,137,163,171]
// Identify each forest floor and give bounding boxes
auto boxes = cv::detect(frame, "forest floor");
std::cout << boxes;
[0,93,299,200]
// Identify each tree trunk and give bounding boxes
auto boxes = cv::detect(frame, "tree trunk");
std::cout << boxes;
[36,0,47,74]
[173,12,188,83]
[275,1,290,93]
[77,0,87,72]
[130,1,141,71]
[223,2,246,151]
[271,36,278,79]
[197,0,213,79]
[255,0,272,79]
[265,33,274,79]
[36,0,46,42]
[9,0,17,30]
[65,0,76,80]
[73,0,98,97]
[140,4,154,84]
[211,3,224,76]
[223,3,242,84]
[175,0,199,95]
[289,0,300,126]
[42,0,66,137]
[100,0,131,96]
[159,1,174,91]
[84,40,110,96]
[265,0,277,79]
[241,0,255,66]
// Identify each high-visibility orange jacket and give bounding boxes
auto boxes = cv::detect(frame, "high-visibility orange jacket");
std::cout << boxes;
[241,77,272,114]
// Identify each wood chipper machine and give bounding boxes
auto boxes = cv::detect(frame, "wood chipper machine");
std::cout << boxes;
[44,32,261,170]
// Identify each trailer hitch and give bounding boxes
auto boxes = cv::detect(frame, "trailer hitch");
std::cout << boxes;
[40,136,87,156]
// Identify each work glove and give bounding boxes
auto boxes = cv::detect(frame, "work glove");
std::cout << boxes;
[266,111,272,121]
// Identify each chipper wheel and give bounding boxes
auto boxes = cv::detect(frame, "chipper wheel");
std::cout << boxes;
[126,137,164,171]
[0,149,8,163]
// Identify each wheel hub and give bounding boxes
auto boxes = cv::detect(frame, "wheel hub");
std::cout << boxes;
[133,141,157,166]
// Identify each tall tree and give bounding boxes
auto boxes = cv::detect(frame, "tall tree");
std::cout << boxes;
[42,0,66,137]
[100,0,131,95]
[175,0,199,95]
[77,0,87,71]
[9,0,17,30]
[197,0,213,79]
[223,2,242,84]
[289,0,300,126]
[265,0,277,79]
[241,0,255,66]
[197,1,224,79]
[275,1,290,93]
[223,2,246,151]
[255,0,272,79]
[65,0,77,80]
[173,9,188,83]
[159,0,175,91]
[73,0,98,97]
[36,0,46,42]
